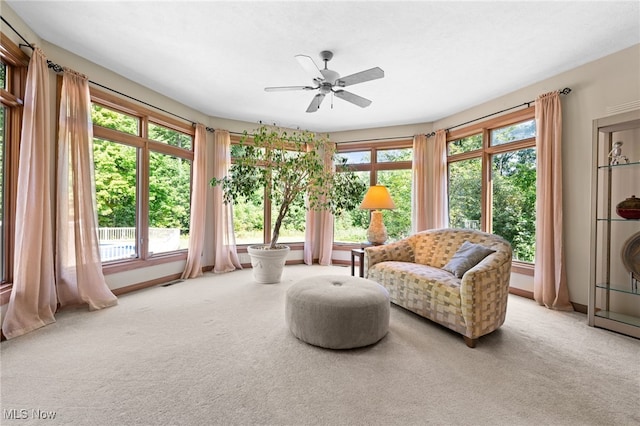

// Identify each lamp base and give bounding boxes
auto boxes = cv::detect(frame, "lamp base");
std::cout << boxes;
[366,210,388,245]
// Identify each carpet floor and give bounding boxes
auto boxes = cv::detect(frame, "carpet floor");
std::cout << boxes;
[1,264,639,425]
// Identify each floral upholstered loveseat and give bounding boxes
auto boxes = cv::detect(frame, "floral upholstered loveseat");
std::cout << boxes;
[365,228,512,348]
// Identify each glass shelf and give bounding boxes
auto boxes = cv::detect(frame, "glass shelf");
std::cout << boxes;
[594,310,640,327]
[597,160,640,169]
[595,283,639,296]
[590,111,640,338]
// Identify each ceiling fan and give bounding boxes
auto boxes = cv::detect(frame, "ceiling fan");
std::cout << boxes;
[264,50,384,113]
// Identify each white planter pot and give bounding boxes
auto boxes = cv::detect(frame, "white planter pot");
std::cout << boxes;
[247,245,290,284]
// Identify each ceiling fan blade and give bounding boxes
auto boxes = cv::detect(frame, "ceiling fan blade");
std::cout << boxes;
[333,90,372,108]
[264,86,316,92]
[295,54,324,81]
[306,93,326,113]
[336,67,384,87]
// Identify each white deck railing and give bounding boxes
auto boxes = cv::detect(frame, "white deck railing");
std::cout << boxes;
[98,227,180,261]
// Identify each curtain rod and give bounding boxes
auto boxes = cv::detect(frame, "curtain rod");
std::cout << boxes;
[336,87,571,143]
[434,87,572,136]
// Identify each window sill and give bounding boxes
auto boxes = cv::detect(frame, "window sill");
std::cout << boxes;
[511,261,534,276]
[235,242,304,252]
[1,282,12,305]
[102,251,188,275]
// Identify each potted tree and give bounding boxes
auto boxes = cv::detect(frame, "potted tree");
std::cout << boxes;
[210,125,365,283]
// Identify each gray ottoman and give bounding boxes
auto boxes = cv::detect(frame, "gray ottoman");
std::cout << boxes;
[285,275,390,349]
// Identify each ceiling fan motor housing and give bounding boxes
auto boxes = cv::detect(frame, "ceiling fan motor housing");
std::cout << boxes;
[320,68,340,85]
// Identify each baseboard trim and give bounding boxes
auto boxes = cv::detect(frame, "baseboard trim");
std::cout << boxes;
[571,302,588,314]
[507,287,586,313]
[111,273,183,296]
[508,287,533,299]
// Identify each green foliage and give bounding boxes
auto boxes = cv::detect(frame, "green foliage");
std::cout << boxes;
[211,126,366,248]
[0,63,5,90]
[93,139,137,228]
[91,104,138,135]
[149,152,191,234]
[92,104,193,236]
[379,169,412,240]
[491,149,536,262]
[448,158,482,229]
[149,123,192,149]
[449,134,482,155]
[448,146,537,262]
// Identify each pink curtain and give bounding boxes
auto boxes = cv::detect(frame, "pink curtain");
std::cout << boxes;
[304,143,334,265]
[182,124,208,279]
[212,130,242,273]
[56,68,117,310]
[534,91,572,311]
[412,130,448,233]
[411,134,428,233]
[429,129,449,229]
[2,48,57,339]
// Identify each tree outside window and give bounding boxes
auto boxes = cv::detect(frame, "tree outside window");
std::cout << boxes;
[90,94,193,267]
[335,143,413,243]
[447,110,537,264]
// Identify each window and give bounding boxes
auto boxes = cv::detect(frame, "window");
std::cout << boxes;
[229,135,307,245]
[0,33,28,294]
[89,89,194,271]
[447,108,537,267]
[335,141,413,243]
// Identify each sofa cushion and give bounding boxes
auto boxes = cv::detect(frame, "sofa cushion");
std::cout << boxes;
[368,261,465,332]
[442,241,496,278]
[413,229,483,267]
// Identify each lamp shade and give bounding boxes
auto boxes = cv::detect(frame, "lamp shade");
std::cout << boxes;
[359,185,396,210]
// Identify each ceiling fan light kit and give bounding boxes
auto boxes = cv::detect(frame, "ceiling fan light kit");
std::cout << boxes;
[265,50,384,113]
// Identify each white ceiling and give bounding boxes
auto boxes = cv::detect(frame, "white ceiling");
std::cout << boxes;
[6,1,640,133]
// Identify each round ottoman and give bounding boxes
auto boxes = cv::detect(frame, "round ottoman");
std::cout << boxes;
[285,275,390,349]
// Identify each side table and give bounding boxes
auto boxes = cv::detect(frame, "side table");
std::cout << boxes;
[351,248,365,278]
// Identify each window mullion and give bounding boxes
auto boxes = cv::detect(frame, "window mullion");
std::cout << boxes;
[482,129,492,233]
[139,117,149,259]
[138,144,148,259]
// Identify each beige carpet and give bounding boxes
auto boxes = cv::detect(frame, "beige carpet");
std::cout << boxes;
[1,264,639,426]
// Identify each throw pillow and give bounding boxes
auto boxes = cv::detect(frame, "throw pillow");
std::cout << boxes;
[442,241,496,278]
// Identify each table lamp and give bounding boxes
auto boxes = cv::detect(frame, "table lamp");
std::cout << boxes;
[360,185,396,245]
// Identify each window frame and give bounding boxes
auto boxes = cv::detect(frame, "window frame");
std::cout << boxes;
[89,88,195,274]
[229,134,308,248]
[0,32,28,304]
[447,107,536,275]
[335,139,413,246]
[336,139,413,185]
